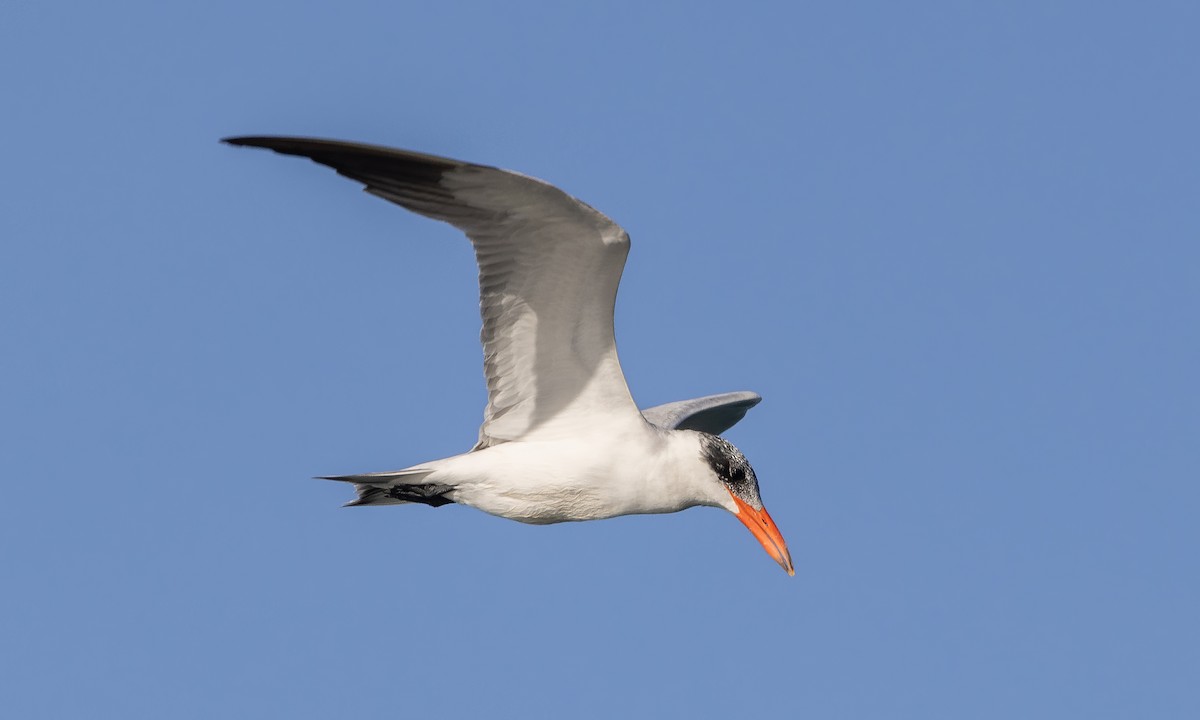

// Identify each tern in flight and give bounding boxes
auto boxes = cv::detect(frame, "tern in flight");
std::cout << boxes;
[225,136,794,575]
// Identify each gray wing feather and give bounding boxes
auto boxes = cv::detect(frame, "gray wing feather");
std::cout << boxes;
[225,136,638,448]
[640,391,762,435]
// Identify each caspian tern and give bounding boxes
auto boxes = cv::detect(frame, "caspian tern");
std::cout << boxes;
[225,137,794,575]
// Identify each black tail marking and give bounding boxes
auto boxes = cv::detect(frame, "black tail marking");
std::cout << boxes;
[344,483,457,508]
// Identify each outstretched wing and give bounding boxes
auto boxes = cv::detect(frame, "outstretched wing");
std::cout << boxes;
[226,137,639,447]
[640,391,762,435]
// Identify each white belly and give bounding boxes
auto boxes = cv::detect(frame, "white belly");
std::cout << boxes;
[418,428,706,523]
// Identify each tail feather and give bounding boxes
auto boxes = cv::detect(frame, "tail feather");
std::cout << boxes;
[319,468,456,509]
[317,468,434,484]
[344,484,410,507]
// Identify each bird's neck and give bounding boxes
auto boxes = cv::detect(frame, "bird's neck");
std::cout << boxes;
[640,429,731,511]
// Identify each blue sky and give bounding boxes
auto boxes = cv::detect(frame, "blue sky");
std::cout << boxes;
[2,1,1197,717]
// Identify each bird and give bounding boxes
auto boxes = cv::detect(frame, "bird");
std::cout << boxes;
[224,136,794,575]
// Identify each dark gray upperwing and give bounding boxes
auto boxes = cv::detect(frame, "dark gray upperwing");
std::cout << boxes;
[640,391,762,435]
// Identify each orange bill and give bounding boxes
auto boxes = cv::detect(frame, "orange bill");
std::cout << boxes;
[729,491,795,576]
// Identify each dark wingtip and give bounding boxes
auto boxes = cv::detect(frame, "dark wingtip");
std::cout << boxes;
[221,135,283,149]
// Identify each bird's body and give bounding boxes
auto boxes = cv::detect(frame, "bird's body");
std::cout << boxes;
[226,136,794,574]
[391,425,721,524]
